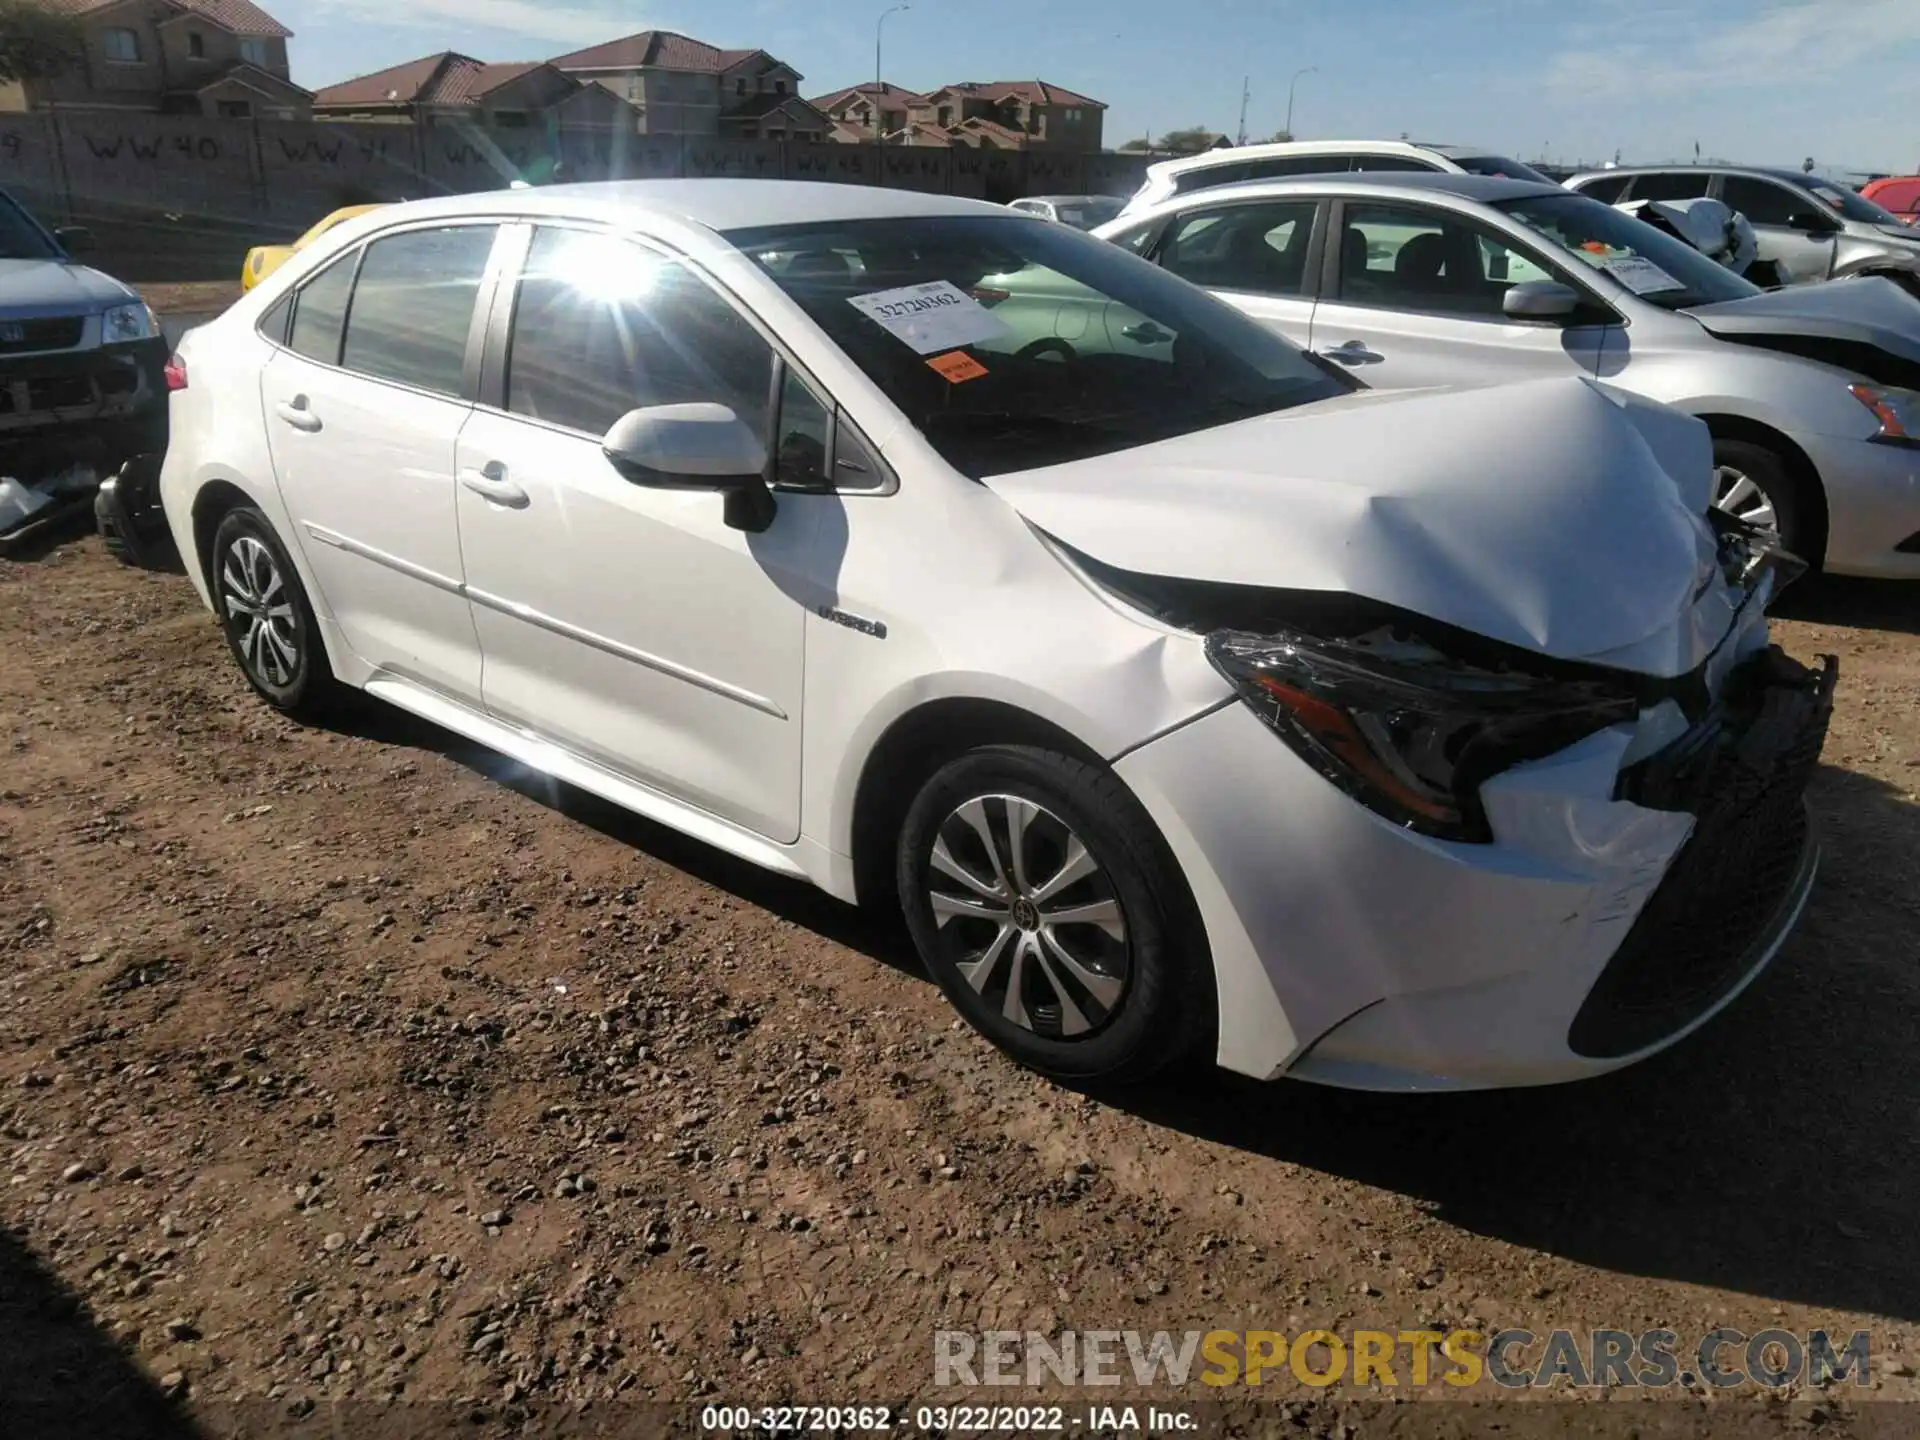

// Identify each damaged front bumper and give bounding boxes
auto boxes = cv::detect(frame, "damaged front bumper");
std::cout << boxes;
[0,336,169,474]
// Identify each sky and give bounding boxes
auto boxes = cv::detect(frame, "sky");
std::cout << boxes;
[272,0,1920,177]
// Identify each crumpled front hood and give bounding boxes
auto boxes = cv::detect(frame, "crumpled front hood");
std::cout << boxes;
[986,376,1728,670]
[0,259,136,315]
[1686,274,1920,364]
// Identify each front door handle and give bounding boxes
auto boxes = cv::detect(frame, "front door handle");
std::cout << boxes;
[275,397,322,432]
[459,463,529,510]
[1122,321,1174,344]
[1318,340,1384,365]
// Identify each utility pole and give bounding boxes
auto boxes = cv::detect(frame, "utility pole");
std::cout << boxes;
[874,4,909,147]
[1285,66,1316,141]
[1236,76,1249,147]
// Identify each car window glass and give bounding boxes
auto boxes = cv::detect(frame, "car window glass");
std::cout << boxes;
[1351,155,1440,172]
[1626,172,1713,203]
[831,414,887,491]
[1575,174,1632,204]
[1498,191,1758,309]
[259,293,293,346]
[773,367,830,489]
[1451,155,1558,185]
[340,226,496,396]
[1106,222,1159,254]
[287,251,356,365]
[507,226,774,440]
[1160,200,1317,295]
[0,194,62,260]
[1719,177,1803,227]
[1336,202,1524,317]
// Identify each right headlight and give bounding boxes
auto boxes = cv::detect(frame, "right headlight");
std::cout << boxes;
[1206,627,1641,844]
[1848,382,1920,445]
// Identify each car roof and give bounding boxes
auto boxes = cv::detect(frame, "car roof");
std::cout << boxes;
[1143,170,1565,208]
[1146,138,1474,177]
[1019,195,1116,204]
[1568,163,1826,189]
[354,179,1006,233]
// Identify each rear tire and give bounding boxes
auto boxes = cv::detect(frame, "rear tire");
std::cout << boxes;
[1712,438,1812,562]
[209,506,341,722]
[897,745,1212,1084]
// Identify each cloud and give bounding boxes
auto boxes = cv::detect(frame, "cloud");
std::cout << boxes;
[312,0,633,49]
[1544,0,1920,99]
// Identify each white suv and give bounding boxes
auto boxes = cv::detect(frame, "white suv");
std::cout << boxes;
[159,180,1831,1092]
[1118,139,1558,218]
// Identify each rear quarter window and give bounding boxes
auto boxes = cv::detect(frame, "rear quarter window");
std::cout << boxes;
[1572,174,1631,204]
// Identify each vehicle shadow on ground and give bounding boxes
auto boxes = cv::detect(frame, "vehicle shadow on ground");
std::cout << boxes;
[0,1230,203,1439]
[336,700,928,983]
[1103,759,1920,1323]
[1774,573,1920,637]
[334,699,1920,1322]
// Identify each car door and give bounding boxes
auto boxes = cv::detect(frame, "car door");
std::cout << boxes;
[1305,199,1615,391]
[1150,197,1323,349]
[258,221,501,700]
[453,224,823,844]
[1717,175,1838,283]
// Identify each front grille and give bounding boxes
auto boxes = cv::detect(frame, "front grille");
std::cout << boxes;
[0,316,85,355]
[1569,648,1837,1060]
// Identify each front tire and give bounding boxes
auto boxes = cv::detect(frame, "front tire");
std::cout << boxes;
[209,506,340,721]
[897,745,1211,1084]
[1712,438,1812,563]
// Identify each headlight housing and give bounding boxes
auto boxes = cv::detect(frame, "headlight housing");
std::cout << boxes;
[1206,627,1640,843]
[1849,382,1920,446]
[101,302,157,343]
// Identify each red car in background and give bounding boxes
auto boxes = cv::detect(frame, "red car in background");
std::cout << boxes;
[1862,175,1920,224]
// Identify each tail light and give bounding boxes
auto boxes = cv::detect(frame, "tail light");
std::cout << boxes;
[163,354,188,391]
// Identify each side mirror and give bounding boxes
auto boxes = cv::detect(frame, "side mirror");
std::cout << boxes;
[602,403,776,533]
[54,225,93,254]
[1503,280,1582,320]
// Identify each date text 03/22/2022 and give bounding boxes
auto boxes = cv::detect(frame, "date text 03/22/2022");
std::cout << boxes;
[698,1404,1199,1433]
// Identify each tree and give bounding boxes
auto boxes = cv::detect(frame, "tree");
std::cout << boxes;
[1117,137,1152,152]
[0,0,85,86]
[1155,126,1223,155]
[1260,129,1294,144]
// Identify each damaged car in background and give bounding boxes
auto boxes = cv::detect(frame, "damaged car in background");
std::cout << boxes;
[162,181,1832,1091]
[1102,172,1920,580]
[0,185,167,554]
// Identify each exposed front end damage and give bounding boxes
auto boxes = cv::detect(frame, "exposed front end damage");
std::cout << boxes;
[1026,411,1836,1086]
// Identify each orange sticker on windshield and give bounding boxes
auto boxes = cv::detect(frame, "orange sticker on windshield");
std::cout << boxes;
[927,350,988,383]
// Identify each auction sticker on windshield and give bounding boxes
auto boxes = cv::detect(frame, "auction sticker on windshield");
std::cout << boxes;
[1598,254,1684,295]
[848,280,1011,354]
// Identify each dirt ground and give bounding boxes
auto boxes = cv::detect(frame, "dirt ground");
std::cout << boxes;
[2,533,1918,1438]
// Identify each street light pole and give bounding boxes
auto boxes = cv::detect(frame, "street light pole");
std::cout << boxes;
[1284,65,1317,139]
[874,4,909,143]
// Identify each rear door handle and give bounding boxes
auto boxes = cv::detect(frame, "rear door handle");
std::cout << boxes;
[1319,340,1384,365]
[459,463,529,510]
[1121,321,1174,344]
[275,398,322,432]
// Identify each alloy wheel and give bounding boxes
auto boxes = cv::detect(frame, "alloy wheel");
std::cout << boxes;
[1713,465,1779,537]
[221,534,300,688]
[924,795,1131,1038]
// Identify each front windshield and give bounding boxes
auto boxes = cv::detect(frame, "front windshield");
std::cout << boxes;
[1497,191,1761,310]
[1806,179,1905,227]
[1055,198,1124,230]
[0,192,63,262]
[1454,154,1558,186]
[725,214,1353,479]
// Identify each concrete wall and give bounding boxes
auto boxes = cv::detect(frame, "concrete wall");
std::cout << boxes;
[0,113,1153,280]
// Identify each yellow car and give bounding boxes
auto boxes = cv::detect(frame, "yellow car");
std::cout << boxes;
[241,204,386,291]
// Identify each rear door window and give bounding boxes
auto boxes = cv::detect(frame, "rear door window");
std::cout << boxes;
[286,252,356,365]
[339,225,498,397]
[1625,171,1714,203]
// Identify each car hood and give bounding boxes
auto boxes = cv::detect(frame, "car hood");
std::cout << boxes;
[0,259,137,315]
[983,376,1729,670]
[1684,275,1920,366]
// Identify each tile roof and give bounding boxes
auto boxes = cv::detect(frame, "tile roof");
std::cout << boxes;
[313,53,554,108]
[549,29,784,76]
[808,81,928,110]
[952,116,1031,147]
[931,79,1105,108]
[45,0,292,38]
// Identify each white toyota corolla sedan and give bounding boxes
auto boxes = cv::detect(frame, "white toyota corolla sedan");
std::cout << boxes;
[158,181,1836,1092]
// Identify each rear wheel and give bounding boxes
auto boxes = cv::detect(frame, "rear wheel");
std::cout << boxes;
[1712,438,1811,562]
[210,506,340,721]
[897,745,1211,1084]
